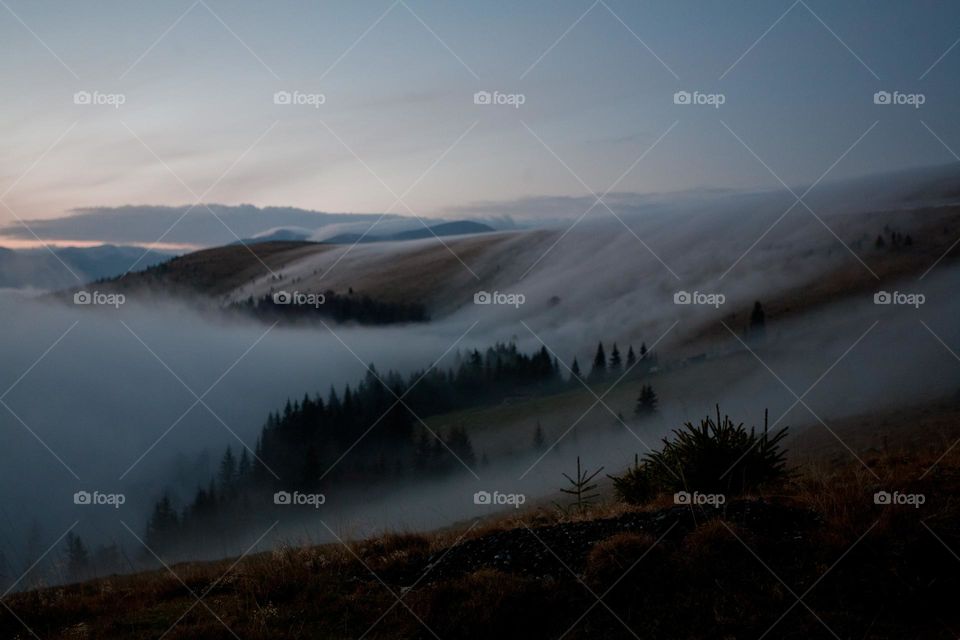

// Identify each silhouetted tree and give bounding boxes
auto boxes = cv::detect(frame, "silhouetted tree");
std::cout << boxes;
[23,520,43,583]
[301,445,320,488]
[446,426,476,469]
[237,448,251,478]
[635,384,658,416]
[750,301,766,341]
[218,447,237,495]
[414,431,433,471]
[559,457,604,513]
[626,345,636,368]
[570,357,582,383]
[609,343,622,374]
[64,532,89,582]
[590,342,607,380]
[533,421,545,451]
[145,493,179,554]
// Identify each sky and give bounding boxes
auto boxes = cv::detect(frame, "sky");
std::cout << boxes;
[1,0,960,246]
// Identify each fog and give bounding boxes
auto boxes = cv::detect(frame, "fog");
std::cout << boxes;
[327,261,960,539]
[1,163,957,586]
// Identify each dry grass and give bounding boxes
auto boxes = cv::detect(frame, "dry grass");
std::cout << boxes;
[4,399,960,639]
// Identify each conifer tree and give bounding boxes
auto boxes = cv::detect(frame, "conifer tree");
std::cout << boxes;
[533,421,545,451]
[626,345,636,368]
[218,446,237,492]
[414,431,432,471]
[570,357,582,382]
[635,384,658,416]
[446,426,476,468]
[145,493,179,553]
[301,445,320,488]
[609,343,622,373]
[560,456,604,513]
[24,520,43,575]
[237,448,251,478]
[64,532,89,582]
[750,301,766,340]
[590,342,607,379]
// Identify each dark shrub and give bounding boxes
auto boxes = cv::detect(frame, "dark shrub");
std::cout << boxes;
[611,454,659,505]
[612,407,789,503]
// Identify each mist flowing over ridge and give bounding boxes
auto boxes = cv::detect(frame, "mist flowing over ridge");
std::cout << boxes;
[2,161,959,578]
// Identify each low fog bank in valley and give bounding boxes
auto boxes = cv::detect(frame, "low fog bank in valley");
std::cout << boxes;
[1,165,958,585]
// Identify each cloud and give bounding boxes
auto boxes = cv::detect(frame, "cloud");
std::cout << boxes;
[0,204,391,247]
[446,162,960,223]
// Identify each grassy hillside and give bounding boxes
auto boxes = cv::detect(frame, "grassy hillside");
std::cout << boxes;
[4,397,959,639]
[675,204,960,357]
[73,231,541,313]
[84,241,331,298]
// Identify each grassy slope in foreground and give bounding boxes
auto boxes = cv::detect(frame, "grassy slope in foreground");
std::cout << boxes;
[4,396,960,639]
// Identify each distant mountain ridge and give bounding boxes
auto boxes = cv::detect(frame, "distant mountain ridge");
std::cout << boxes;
[233,228,313,245]
[324,220,494,244]
[233,220,495,246]
[0,245,172,289]
[0,204,393,247]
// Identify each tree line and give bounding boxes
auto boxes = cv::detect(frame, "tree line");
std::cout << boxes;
[232,289,428,325]
[139,339,659,556]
